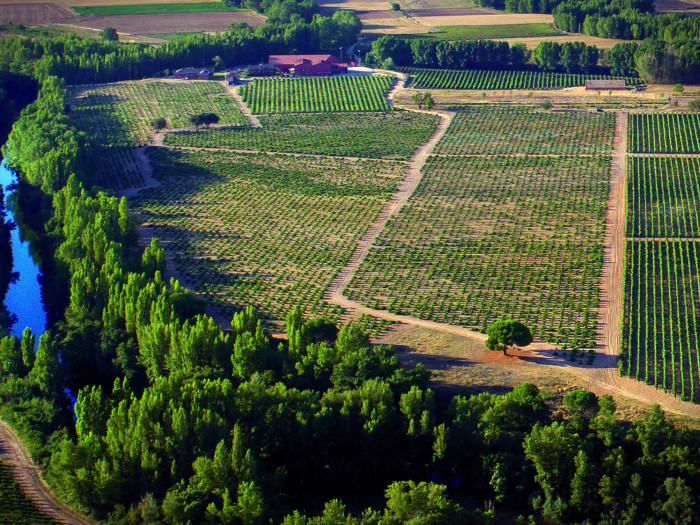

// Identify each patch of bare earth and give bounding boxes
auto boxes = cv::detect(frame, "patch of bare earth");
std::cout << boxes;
[499,33,631,49]
[0,2,74,25]
[654,0,700,12]
[58,10,265,34]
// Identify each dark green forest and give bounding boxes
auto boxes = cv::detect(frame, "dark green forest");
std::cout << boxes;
[1,12,700,525]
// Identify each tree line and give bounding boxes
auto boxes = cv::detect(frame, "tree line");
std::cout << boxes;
[475,0,700,83]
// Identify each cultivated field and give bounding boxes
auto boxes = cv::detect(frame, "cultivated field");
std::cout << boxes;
[434,105,615,155]
[163,111,440,159]
[0,3,73,25]
[92,147,145,191]
[628,157,700,239]
[71,2,244,15]
[406,22,561,40]
[345,151,612,348]
[499,34,634,50]
[133,149,409,324]
[239,75,394,114]
[405,68,641,90]
[70,80,249,146]
[623,111,700,403]
[65,11,265,34]
[629,113,700,153]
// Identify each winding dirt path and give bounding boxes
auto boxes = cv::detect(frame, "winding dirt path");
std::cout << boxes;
[0,420,95,525]
[324,108,454,304]
[226,84,262,129]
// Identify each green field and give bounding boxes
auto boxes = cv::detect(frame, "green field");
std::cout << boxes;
[435,105,615,155]
[403,67,642,90]
[240,76,394,114]
[629,113,700,153]
[345,152,611,349]
[405,23,561,41]
[133,149,408,325]
[163,111,440,159]
[70,80,248,146]
[72,2,244,15]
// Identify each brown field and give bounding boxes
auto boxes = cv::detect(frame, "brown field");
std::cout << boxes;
[59,10,265,34]
[0,2,73,25]
[415,12,553,26]
[0,0,220,5]
[655,0,700,11]
[500,33,632,49]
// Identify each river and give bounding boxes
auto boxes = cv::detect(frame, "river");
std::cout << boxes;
[0,161,46,339]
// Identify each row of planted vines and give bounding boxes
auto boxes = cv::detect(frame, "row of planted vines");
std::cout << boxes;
[346,153,612,349]
[401,67,641,91]
[435,105,615,155]
[628,113,700,153]
[628,156,700,239]
[622,240,700,403]
[239,75,394,114]
[69,80,248,146]
[622,112,700,402]
[91,146,145,192]
[133,148,408,327]
[163,112,439,160]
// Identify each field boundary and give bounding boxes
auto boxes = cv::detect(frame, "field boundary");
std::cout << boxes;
[0,420,95,525]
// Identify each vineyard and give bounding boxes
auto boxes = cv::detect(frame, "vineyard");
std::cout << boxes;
[622,240,700,402]
[622,111,700,402]
[0,461,57,524]
[91,147,145,192]
[163,112,440,160]
[628,113,700,153]
[239,76,394,114]
[345,154,612,348]
[628,156,700,238]
[435,105,615,156]
[133,148,407,325]
[70,80,248,146]
[402,68,642,91]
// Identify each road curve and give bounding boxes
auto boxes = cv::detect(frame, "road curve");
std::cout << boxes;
[0,420,96,525]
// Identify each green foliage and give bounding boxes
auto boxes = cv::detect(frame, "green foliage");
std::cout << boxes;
[485,321,533,355]
[98,27,119,42]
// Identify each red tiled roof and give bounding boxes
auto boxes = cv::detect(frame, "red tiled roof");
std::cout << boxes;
[268,54,338,66]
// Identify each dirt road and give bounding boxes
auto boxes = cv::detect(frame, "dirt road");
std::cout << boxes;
[0,420,95,525]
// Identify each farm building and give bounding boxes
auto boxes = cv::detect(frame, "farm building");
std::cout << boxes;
[246,63,278,77]
[225,71,241,85]
[268,54,348,76]
[585,79,626,90]
[174,68,214,80]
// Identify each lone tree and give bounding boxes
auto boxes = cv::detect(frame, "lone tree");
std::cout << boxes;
[151,117,167,133]
[412,91,425,109]
[99,27,119,42]
[485,320,533,355]
[423,91,435,110]
[200,112,220,128]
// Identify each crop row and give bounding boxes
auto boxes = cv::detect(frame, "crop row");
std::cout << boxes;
[622,240,700,403]
[163,112,440,160]
[69,80,248,146]
[435,105,616,156]
[239,76,393,114]
[90,146,144,192]
[346,154,611,349]
[401,67,642,90]
[628,113,700,154]
[628,156,700,239]
[0,461,57,524]
[133,148,407,327]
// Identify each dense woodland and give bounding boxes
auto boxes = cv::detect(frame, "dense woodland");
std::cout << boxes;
[1,5,700,525]
[473,0,700,82]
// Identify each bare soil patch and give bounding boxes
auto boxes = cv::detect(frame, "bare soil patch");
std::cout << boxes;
[318,0,390,12]
[1,0,220,4]
[360,14,428,33]
[0,2,73,25]
[500,33,630,49]
[406,6,491,15]
[416,12,553,27]
[61,10,265,34]
[655,0,700,11]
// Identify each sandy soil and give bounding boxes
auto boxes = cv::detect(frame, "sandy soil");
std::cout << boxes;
[416,12,553,26]
[0,0,220,4]
[360,14,428,34]
[500,33,631,49]
[0,2,73,24]
[0,420,96,525]
[318,0,390,11]
[655,0,700,11]
[59,10,265,34]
